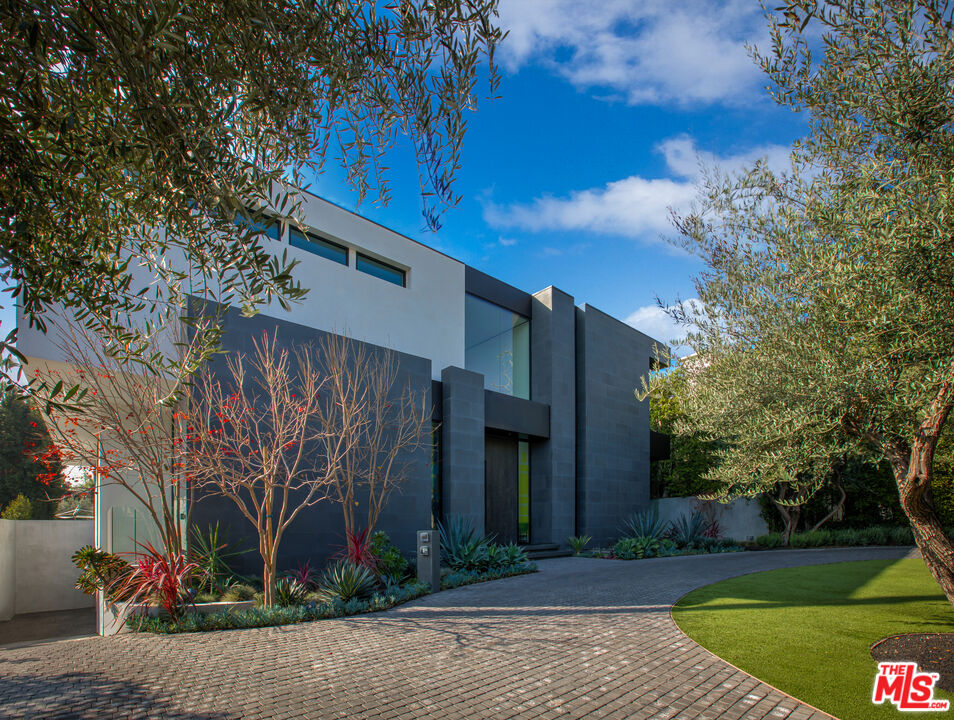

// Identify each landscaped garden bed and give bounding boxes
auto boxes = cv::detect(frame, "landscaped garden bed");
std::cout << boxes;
[568,508,745,561]
[672,558,954,720]
[77,521,537,635]
[754,525,915,549]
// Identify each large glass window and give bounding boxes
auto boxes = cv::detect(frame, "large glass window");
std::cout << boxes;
[465,294,530,398]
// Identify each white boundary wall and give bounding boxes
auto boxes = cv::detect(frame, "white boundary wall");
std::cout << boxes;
[0,519,94,621]
[651,496,768,542]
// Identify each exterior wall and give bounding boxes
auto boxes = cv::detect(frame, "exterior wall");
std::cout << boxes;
[16,194,467,382]
[440,367,485,533]
[0,519,95,620]
[189,309,433,573]
[0,521,14,621]
[530,287,576,547]
[252,193,465,381]
[652,497,769,542]
[575,305,655,546]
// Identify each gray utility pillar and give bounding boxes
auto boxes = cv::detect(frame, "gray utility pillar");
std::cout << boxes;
[441,366,485,534]
[530,286,576,548]
[416,530,440,593]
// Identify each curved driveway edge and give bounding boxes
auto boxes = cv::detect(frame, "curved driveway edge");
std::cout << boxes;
[0,547,915,719]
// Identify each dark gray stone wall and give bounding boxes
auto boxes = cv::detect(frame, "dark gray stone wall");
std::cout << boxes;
[189,308,432,576]
[530,287,576,547]
[441,366,485,533]
[575,304,654,546]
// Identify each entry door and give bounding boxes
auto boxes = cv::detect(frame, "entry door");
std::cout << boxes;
[485,434,519,544]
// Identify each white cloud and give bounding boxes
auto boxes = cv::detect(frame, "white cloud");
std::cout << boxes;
[484,135,791,240]
[497,0,768,107]
[626,298,702,355]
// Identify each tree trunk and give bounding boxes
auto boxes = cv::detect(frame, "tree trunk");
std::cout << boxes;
[891,385,954,607]
[811,482,846,532]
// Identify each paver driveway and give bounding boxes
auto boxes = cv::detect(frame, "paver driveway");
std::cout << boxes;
[0,547,915,720]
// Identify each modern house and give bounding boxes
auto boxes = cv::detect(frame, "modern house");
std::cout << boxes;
[18,191,664,574]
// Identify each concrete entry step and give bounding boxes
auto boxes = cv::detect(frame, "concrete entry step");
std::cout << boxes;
[520,543,573,560]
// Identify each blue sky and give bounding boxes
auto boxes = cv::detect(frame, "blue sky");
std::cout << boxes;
[310,0,808,351]
[4,1,810,354]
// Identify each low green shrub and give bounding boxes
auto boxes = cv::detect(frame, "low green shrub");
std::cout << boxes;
[221,583,257,602]
[891,526,915,545]
[756,533,785,549]
[758,525,916,549]
[441,563,536,590]
[131,582,431,634]
[613,536,659,560]
[2,494,34,520]
[369,531,409,582]
[71,545,132,601]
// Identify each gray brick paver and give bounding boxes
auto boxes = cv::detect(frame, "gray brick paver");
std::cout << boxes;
[0,547,914,720]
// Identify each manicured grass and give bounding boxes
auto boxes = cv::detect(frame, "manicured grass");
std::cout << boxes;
[673,559,954,720]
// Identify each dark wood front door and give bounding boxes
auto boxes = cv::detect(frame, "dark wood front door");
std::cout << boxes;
[485,433,519,544]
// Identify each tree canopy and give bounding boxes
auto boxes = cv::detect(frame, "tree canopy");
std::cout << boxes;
[664,0,954,603]
[0,389,65,517]
[1,0,502,400]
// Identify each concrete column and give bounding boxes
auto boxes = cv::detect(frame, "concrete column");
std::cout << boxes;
[530,287,576,546]
[441,366,485,533]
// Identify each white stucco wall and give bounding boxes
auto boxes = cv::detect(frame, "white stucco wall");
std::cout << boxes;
[651,496,768,542]
[258,194,466,379]
[16,193,467,380]
[0,519,94,620]
[0,521,15,621]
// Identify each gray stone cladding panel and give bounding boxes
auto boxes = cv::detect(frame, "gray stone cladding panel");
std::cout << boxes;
[575,304,657,546]
[441,366,485,533]
[189,308,432,573]
[530,287,576,547]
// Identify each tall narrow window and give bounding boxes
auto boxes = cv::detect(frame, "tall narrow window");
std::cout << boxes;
[356,253,406,287]
[289,227,348,265]
[518,439,530,544]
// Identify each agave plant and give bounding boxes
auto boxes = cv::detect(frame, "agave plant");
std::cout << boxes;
[111,542,200,621]
[501,542,529,566]
[274,577,308,607]
[670,512,708,549]
[623,507,667,541]
[313,561,378,604]
[439,515,494,571]
[566,535,592,555]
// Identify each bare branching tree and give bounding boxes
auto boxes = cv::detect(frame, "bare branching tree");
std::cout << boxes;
[315,334,430,547]
[188,332,348,606]
[41,319,199,560]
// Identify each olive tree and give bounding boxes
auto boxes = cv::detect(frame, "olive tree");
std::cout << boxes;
[0,0,502,402]
[666,1,954,603]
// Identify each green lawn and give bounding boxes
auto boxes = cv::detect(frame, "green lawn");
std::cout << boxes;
[672,559,954,720]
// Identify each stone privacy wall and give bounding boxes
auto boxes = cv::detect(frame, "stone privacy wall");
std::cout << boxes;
[189,308,433,576]
[651,496,769,542]
[0,519,94,621]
